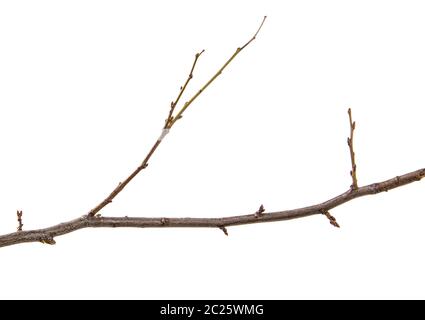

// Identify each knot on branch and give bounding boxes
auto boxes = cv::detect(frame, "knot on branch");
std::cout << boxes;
[321,210,340,228]
[254,204,265,218]
[219,226,228,236]
[370,183,389,194]
[347,108,358,190]
[39,234,56,245]
[160,218,170,226]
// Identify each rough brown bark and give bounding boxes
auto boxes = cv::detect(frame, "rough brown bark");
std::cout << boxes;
[1,17,423,249]
[1,168,423,248]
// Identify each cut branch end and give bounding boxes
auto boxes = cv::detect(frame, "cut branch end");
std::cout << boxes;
[166,49,205,129]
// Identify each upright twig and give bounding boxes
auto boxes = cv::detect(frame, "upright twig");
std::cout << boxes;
[169,16,267,127]
[347,108,358,190]
[87,17,267,218]
[16,210,23,232]
[164,49,205,129]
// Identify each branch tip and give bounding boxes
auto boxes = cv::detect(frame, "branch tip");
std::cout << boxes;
[255,16,268,38]
[240,16,268,50]
[160,218,169,226]
[219,226,228,236]
[165,48,205,128]
[169,18,266,128]
[195,49,205,59]
[322,210,340,228]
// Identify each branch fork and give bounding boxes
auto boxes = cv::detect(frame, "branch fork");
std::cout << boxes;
[1,17,424,248]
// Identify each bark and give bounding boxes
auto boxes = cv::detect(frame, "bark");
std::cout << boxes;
[1,168,423,248]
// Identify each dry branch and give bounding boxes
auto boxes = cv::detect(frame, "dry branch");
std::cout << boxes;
[1,168,424,248]
[0,16,423,249]
[87,16,267,218]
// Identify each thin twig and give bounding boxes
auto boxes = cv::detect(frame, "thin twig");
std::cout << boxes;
[169,16,267,127]
[87,139,161,217]
[164,50,205,129]
[322,210,340,228]
[16,210,23,232]
[347,108,358,190]
[87,19,266,217]
[240,15,268,50]
[1,168,423,248]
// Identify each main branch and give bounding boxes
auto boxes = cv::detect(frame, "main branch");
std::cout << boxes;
[1,168,423,248]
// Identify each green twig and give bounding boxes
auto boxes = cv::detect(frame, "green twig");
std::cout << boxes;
[165,49,205,129]
[169,16,267,127]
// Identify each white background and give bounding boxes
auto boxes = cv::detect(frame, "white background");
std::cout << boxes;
[0,0,424,299]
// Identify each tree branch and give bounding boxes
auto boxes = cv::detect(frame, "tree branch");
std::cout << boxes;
[1,17,423,249]
[1,168,423,248]
[87,17,266,217]
[322,210,340,228]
